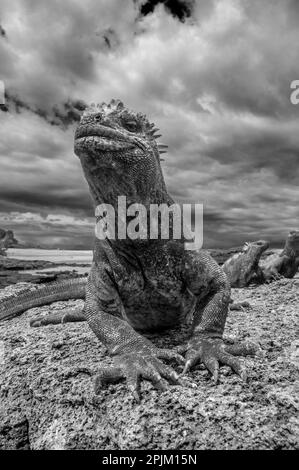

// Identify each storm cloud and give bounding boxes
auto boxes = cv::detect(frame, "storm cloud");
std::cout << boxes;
[0,0,298,248]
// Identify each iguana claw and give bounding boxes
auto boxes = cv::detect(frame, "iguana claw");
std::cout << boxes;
[182,337,261,383]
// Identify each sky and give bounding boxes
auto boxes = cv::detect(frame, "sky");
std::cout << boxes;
[0,0,298,249]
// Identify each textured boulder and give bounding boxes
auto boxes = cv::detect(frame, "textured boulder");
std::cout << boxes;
[0,277,298,450]
[0,229,18,252]
[0,229,18,257]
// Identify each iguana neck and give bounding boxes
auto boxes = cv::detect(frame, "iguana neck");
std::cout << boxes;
[80,152,172,209]
[280,240,298,258]
[82,155,183,250]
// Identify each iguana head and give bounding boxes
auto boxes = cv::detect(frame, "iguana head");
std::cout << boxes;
[282,230,299,256]
[238,239,269,277]
[74,99,169,208]
[222,239,269,287]
[241,239,269,260]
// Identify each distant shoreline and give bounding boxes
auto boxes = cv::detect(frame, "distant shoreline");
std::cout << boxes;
[7,248,93,265]
[0,247,278,289]
[0,249,93,288]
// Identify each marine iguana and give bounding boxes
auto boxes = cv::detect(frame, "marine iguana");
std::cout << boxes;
[259,230,299,281]
[222,240,269,288]
[0,100,260,399]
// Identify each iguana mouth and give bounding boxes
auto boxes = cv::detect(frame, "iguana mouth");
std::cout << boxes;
[74,124,146,154]
[75,123,122,141]
[75,124,136,152]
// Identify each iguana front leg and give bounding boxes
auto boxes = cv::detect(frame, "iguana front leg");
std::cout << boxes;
[262,264,283,282]
[182,251,260,382]
[85,264,184,401]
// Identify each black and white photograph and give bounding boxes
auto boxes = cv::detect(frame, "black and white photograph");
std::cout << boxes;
[0,0,298,453]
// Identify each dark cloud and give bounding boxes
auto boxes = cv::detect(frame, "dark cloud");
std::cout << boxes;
[205,133,299,183]
[2,93,87,128]
[139,0,194,21]
[0,188,93,214]
[0,24,6,38]
[0,215,94,249]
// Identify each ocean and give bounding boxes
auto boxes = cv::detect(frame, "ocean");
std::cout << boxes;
[7,248,93,265]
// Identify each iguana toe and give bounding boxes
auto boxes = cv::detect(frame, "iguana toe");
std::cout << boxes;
[224,340,261,357]
[230,301,252,311]
[30,318,44,327]
[156,348,185,365]
[94,367,124,392]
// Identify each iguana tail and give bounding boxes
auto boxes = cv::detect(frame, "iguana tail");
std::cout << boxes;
[0,277,87,322]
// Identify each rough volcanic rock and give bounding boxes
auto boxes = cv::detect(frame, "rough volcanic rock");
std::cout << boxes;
[0,277,298,450]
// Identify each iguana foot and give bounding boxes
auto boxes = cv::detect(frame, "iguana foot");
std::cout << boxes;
[230,301,252,311]
[183,337,261,383]
[95,347,185,401]
[30,308,86,327]
[264,269,283,282]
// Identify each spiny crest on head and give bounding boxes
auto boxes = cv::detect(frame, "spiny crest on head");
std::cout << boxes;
[82,99,162,138]
[81,99,167,161]
[230,245,249,260]
[242,242,250,252]
[82,98,125,118]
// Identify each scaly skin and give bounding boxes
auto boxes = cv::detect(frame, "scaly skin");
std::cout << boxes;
[222,240,269,288]
[259,230,299,281]
[0,278,86,321]
[0,100,261,399]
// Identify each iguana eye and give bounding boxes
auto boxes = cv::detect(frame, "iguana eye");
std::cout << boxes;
[125,120,138,131]
[92,113,102,122]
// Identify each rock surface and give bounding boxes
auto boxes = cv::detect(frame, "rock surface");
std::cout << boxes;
[0,276,298,450]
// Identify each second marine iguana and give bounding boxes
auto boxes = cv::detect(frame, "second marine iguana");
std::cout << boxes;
[222,240,269,288]
[0,100,260,399]
[259,230,299,281]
